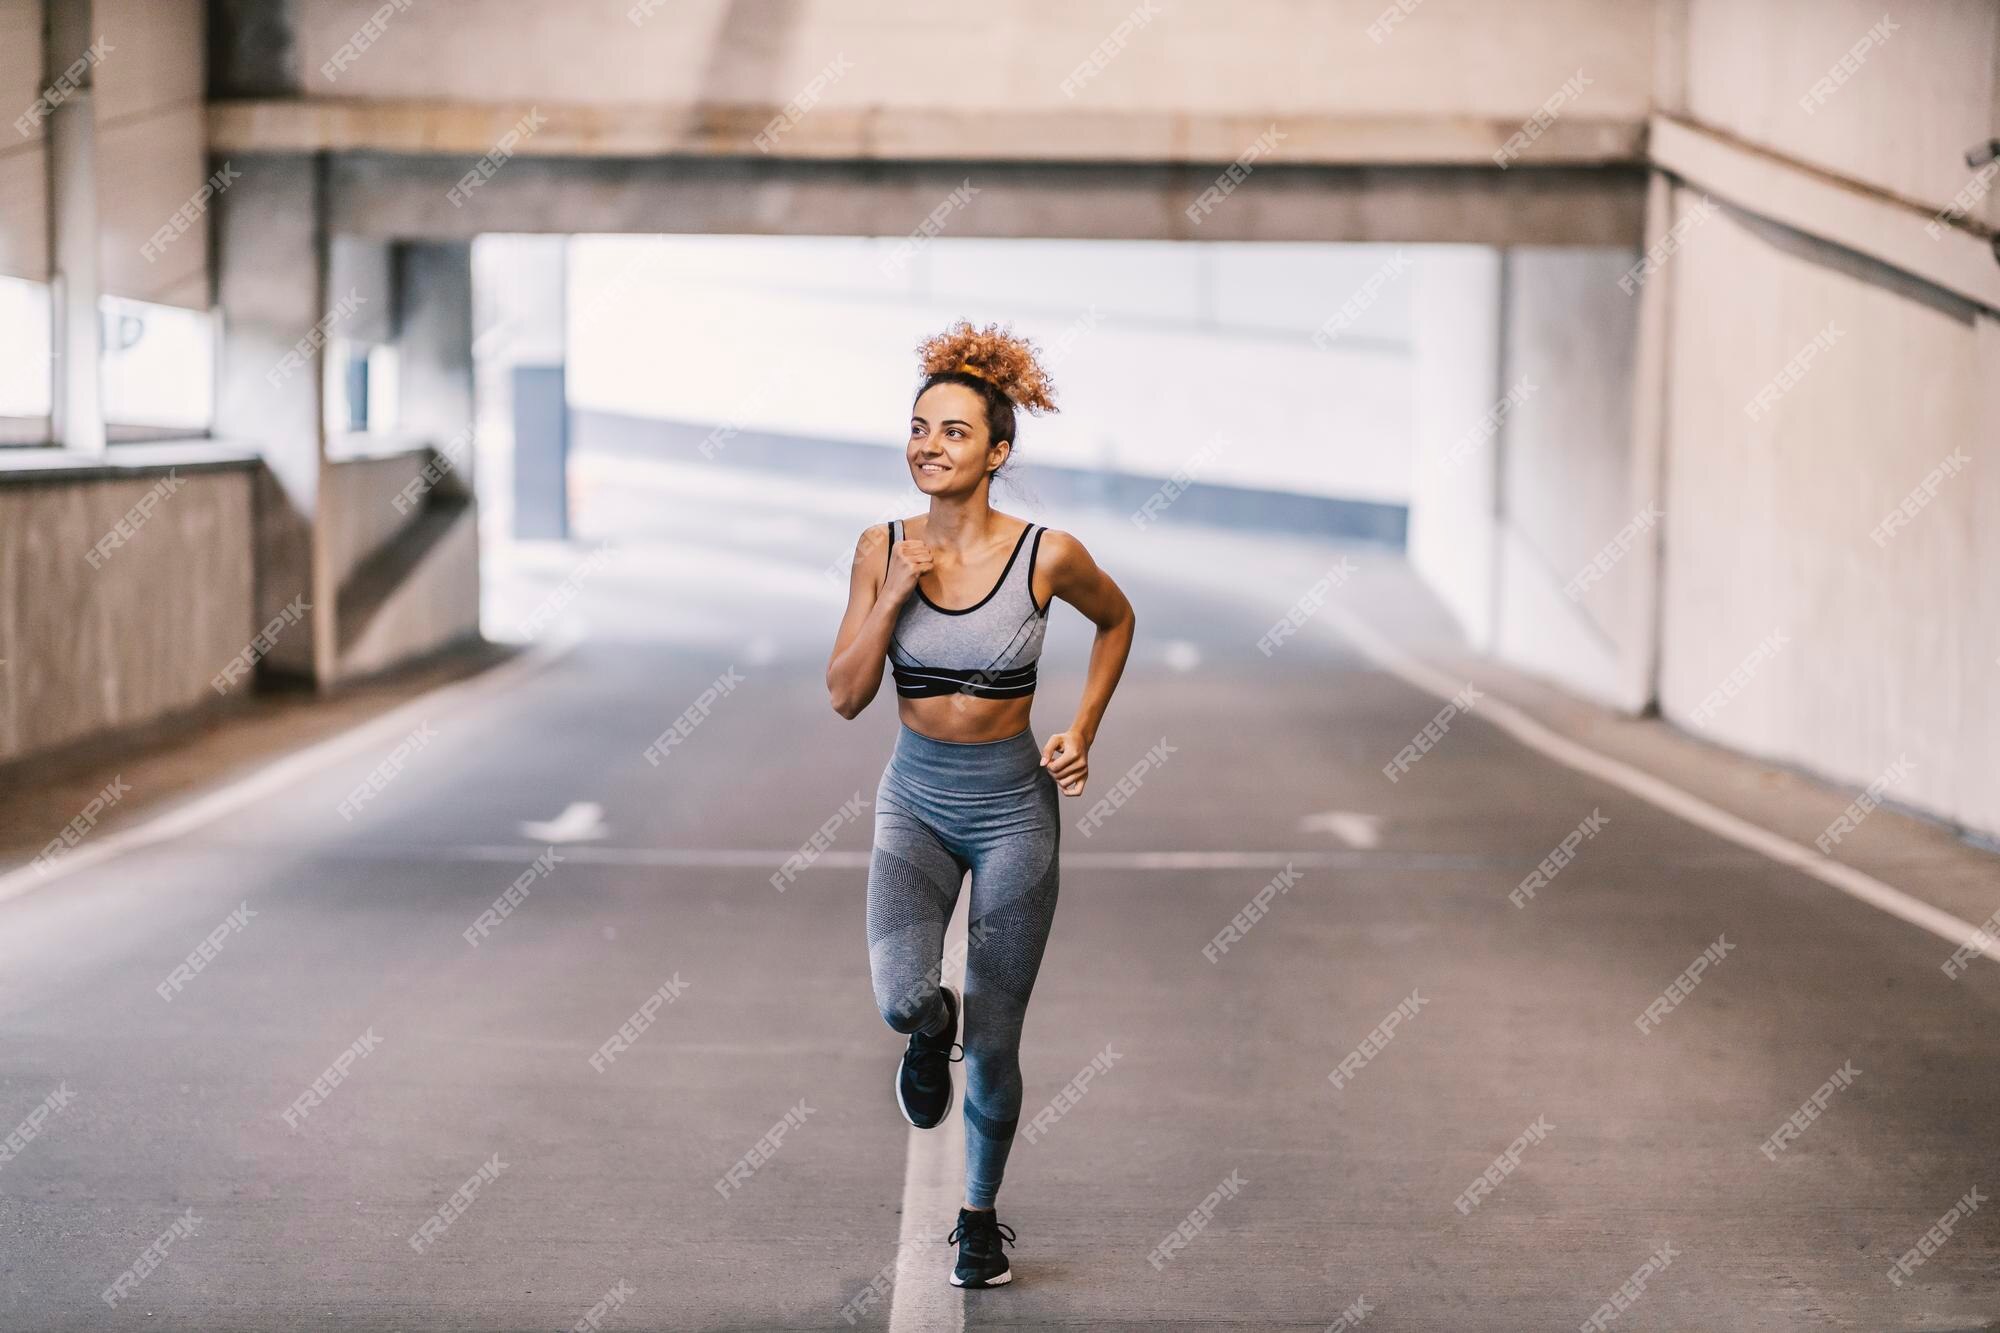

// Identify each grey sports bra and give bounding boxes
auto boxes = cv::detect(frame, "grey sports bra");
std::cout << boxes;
[884,518,1050,700]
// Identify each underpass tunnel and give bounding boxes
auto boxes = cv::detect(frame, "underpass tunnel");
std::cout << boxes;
[4,1,2000,1327]
[471,234,1429,650]
[6,0,1993,840]
[464,233,1639,694]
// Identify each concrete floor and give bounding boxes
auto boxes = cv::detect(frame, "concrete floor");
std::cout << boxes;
[2,459,1998,1331]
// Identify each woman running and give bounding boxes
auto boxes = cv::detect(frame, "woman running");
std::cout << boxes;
[826,321,1136,1288]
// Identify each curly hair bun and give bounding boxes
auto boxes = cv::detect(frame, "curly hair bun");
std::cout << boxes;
[915,320,1060,415]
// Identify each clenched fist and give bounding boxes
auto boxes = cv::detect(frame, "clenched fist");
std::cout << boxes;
[1040,730,1088,796]
[883,537,934,605]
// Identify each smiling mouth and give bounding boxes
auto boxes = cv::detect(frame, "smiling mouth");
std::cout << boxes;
[916,461,948,474]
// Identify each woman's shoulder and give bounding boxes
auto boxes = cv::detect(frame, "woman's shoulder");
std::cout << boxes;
[851,521,900,582]
[1031,525,1086,561]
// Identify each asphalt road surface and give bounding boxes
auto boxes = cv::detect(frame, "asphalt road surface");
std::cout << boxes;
[3,460,1997,1331]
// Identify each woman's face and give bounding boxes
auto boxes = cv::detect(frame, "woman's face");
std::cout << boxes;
[909,383,1008,496]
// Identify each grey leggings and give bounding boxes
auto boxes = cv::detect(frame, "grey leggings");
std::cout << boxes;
[866,723,1061,1209]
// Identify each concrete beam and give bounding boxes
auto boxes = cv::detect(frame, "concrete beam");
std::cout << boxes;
[1650,114,2000,314]
[322,152,1646,249]
[207,98,1646,169]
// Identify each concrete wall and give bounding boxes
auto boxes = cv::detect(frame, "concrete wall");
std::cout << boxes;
[4,0,217,306]
[1624,1,2000,837]
[95,0,210,309]
[288,0,1656,123]
[1680,0,1999,226]
[320,450,425,593]
[1400,0,2000,839]
[0,0,50,283]
[0,464,256,764]
[337,508,479,678]
[1655,196,2000,834]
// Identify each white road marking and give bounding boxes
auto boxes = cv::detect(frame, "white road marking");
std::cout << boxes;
[518,801,608,843]
[1321,605,2000,969]
[888,890,969,1333]
[1300,810,1382,848]
[0,637,578,907]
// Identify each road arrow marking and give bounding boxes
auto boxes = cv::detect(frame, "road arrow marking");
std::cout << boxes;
[519,801,608,844]
[1299,810,1381,848]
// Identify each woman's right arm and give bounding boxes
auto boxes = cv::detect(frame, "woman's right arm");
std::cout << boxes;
[826,524,922,719]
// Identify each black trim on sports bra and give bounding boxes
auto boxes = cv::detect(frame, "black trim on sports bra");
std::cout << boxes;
[912,521,1034,617]
[884,520,896,579]
[1025,526,1049,616]
[890,660,1038,699]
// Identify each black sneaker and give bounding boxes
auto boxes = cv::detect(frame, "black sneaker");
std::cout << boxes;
[895,986,961,1129]
[947,1207,1016,1288]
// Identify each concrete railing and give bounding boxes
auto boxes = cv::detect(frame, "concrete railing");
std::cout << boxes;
[322,445,482,682]
[0,447,259,767]
[0,438,484,773]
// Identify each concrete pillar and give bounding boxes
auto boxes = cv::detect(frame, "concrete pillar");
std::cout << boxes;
[1407,246,1504,649]
[1487,246,1642,708]
[1621,175,1678,713]
[1619,0,1686,713]
[471,235,569,540]
[44,0,103,455]
[212,153,332,684]
[396,241,476,461]
[1408,243,1643,700]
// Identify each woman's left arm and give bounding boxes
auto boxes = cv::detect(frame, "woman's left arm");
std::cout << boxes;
[1035,531,1136,796]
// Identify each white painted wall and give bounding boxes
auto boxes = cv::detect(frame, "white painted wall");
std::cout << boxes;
[564,234,1418,505]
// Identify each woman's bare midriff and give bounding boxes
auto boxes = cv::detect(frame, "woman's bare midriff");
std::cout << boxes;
[898,693,1036,743]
